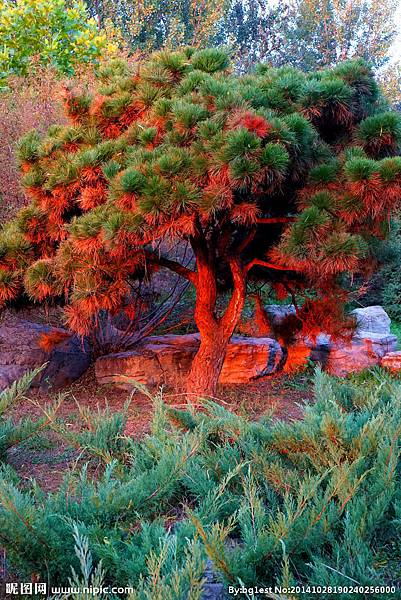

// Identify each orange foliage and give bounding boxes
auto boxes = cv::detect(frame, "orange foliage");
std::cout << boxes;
[38,329,72,352]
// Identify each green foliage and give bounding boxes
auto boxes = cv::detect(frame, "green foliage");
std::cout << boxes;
[358,112,401,143]
[260,142,290,172]
[378,220,401,321]
[1,50,400,382]
[0,0,114,87]
[1,369,401,596]
[191,48,230,74]
[344,157,377,181]
[0,365,48,461]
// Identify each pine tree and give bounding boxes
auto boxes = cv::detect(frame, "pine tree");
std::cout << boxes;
[0,50,401,396]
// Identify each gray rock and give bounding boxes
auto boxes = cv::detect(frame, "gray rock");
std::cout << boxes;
[0,318,91,391]
[351,306,391,334]
[264,304,296,327]
[325,307,396,376]
[40,333,92,391]
[262,305,397,375]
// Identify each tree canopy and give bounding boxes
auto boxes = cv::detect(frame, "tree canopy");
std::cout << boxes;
[82,0,400,78]
[1,49,401,394]
[283,0,399,71]
[0,0,114,87]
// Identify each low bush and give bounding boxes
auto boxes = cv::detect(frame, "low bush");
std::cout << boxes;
[0,369,400,597]
[0,365,49,463]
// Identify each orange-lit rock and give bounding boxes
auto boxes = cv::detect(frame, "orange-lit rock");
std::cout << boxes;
[283,341,310,373]
[95,334,283,389]
[326,306,397,376]
[381,351,401,372]
[326,332,397,377]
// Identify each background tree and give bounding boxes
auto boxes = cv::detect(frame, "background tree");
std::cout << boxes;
[81,0,401,104]
[223,0,292,72]
[282,0,399,71]
[82,0,228,51]
[0,0,115,88]
[0,49,400,396]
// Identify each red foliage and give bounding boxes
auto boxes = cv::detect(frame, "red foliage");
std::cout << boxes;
[38,329,71,352]
[79,184,107,211]
[228,110,271,138]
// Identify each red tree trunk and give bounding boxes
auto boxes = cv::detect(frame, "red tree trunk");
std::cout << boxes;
[186,328,232,398]
[186,252,246,398]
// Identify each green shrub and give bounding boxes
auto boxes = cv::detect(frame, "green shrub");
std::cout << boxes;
[0,365,48,462]
[0,369,401,596]
[380,221,401,321]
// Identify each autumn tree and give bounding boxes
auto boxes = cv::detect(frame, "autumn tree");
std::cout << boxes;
[82,0,228,51]
[1,49,401,396]
[283,0,399,71]
[0,0,115,88]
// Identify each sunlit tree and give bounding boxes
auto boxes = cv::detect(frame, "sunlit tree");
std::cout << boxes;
[0,0,115,87]
[1,50,401,395]
[83,0,228,50]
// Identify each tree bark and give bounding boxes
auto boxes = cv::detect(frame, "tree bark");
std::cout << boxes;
[186,252,246,399]
[186,329,232,398]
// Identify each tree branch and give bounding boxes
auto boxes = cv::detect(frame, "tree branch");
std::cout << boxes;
[144,251,197,283]
[244,258,294,274]
[256,217,297,224]
[236,227,256,254]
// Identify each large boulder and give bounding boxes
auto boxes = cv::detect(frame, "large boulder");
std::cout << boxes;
[350,305,391,334]
[0,318,91,391]
[324,306,396,376]
[95,334,283,389]
[264,304,397,375]
[326,332,397,377]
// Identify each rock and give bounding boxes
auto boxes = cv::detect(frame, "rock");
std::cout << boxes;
[96,333,199,389]
[220,336,282,383]
[326,332,397,377]
[325,306,396,376]
[40,334,92,390]
[307,333,332,367]
[0,318,91,391]
[350,306,391,334]
[95,334,283,389]
[264,304,296,326]
[381,351,401,372]
[201,560,225,600]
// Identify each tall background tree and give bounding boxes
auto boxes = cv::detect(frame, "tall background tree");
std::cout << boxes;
[82,0,229,50]
[282,0,399,71]
[0,50,400,396]
[80,0,401,102]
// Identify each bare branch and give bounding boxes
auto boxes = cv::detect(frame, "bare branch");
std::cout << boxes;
[144,250,197,283]
[256,217,297,224]
[244,258,295,274]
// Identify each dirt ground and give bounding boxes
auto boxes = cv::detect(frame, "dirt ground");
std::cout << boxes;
[6,366,313,492]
